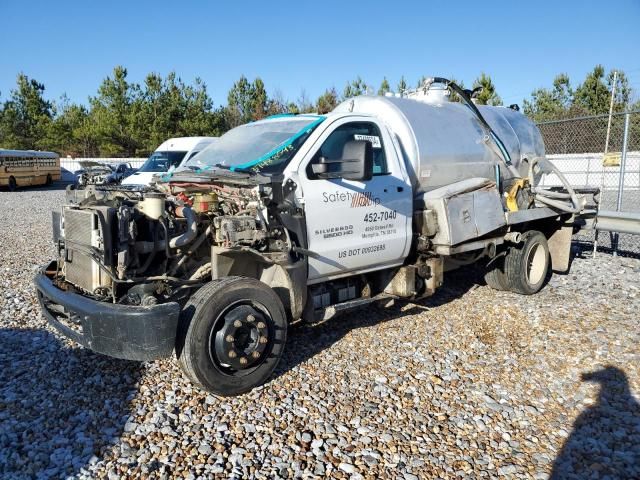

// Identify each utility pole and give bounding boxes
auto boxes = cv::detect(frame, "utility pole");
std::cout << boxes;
[593,70,618,256]
[613,112,631,255]
[604,70,618,157]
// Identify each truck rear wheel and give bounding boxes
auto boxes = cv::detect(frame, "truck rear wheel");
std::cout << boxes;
[484,255,508,291]
[504,231,550,295]
[8,176,17,191]
[177,276,287,396]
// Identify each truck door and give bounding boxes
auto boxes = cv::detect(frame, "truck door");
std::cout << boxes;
[297,118,412,282]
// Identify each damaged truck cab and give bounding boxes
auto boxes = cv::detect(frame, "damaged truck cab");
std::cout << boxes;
[35,79,583,396]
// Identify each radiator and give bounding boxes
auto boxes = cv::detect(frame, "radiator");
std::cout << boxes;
[63,208,111,293]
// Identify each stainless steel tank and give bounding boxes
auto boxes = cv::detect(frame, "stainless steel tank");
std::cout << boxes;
[334,96,545,195]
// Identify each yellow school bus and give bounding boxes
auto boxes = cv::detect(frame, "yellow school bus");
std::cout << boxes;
[0,149,61,190]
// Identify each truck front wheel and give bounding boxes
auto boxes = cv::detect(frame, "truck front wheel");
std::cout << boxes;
[177,277,287,396]
[504,231,550,295]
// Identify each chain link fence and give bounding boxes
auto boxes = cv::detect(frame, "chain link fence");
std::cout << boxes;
[537,111,640,256]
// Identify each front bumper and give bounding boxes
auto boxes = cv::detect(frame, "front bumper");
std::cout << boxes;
[34,262,180,361]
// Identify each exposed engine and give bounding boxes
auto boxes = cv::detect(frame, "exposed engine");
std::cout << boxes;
[54,181,291,306]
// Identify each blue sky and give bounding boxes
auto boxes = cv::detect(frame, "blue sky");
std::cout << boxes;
[1,0,639,108]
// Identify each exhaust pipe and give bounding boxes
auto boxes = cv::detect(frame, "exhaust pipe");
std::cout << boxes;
[504,232,522,244]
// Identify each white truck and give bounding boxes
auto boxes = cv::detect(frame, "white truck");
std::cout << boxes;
[122,137,218,187]
[35,78,583,396]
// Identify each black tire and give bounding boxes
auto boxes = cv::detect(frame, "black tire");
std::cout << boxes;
[46,174,52,186]
[484,254,508,291]
[8,176,17,191]
[177,276,287,396]
[504,231,550,295]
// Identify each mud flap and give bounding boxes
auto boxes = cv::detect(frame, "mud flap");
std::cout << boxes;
[547,222,573,273]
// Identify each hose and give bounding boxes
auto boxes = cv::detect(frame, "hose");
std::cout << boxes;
[418,88,584,216]
[446,250,486,265]
[534,195,578,212]
[132,222,158,275]
[528,157,582,214]
[169,226,212,275]
[64,241,203,286]
[189,262,212,281]
[169,206,198,249]
[532,188,572,199]
[291,245,322,259]
[429,77,521,178]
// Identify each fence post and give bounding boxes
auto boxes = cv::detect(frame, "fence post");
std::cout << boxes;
[613,112,631,255]
[594,72,619,257]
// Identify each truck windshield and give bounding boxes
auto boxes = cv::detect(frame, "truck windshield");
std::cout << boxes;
[139,151,188,172]
[186,115,324,173]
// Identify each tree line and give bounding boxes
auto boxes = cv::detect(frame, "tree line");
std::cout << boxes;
[0,65,637,157]
[523,66,638,122]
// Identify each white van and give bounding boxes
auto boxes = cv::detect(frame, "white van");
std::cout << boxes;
[122,137,217,186]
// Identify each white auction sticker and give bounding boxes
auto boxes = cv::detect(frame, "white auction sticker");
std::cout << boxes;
[354,134,382,149]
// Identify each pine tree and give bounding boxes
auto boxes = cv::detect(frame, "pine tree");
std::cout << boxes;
[343,77,369,99]
[0,74,54,150]
[523,74,574,122]
[252,78,268,120]
[378,77,390,96]
[316,88,339,114]
[397,76,408,97]
[472,73,502,106]
[574,66,629,115]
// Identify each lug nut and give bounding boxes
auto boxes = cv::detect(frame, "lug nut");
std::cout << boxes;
[257,322,266,329]
[226,335,234,343]
[259,336,268,344]
[233,320,242,328]
[247,314,255,322]
[252,351,260,358]
[239,357,248,365]
[228,350,237,358]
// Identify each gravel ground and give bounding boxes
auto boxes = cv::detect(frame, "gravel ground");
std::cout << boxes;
[1,187,639,480]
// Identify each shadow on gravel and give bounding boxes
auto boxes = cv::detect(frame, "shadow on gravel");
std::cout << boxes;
[550,366,640,479]
[0,328,141,479]
[274,265,478,380]
[0,182,71,193]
